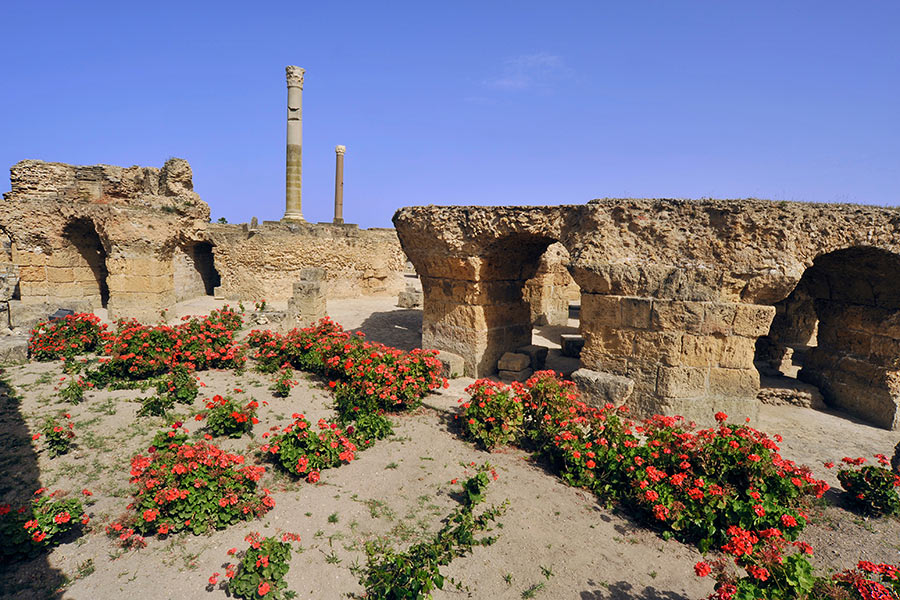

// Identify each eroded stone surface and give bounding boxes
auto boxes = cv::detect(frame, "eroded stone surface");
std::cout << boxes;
[394,201,900,428]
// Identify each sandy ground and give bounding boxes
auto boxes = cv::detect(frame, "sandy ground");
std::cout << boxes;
[0,296,898,600]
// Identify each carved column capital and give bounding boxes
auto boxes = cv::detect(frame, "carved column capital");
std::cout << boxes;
[335,145,346,155]
[286,66,305,89]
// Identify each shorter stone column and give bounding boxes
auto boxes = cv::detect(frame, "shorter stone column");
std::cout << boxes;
[333,145,345,225]
[288,267,327,327]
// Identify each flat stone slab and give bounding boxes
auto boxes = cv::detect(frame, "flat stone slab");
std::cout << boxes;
[571,368,634,406]
[499,367,533,383]
[560,334,585,358]
[516,344,548,370]
[0,336,29,366]
[498,352,530,372]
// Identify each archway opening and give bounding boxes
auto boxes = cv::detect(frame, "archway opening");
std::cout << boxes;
[62,218,109,308]
[524,242,582,376]
[755,246,900,429]
[173,242,221,300]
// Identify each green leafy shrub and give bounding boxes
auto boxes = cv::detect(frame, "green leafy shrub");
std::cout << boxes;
[0,489,90,560]
[199,394,259,438]
[117,440,274,537]
[460,379,524,450]
[211,531,301,599]
[36,413,76,457]
[270,365,296,398]
[29,313,107,361]
[260,414,357,483]
[59,376,93,404]
[460,372,828,552]
[836,455,900,516]
[156,363,198,405]
[355,466,507,599]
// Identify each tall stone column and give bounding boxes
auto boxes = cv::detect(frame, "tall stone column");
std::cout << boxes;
[333,145,345,224]
[283,66,305,222]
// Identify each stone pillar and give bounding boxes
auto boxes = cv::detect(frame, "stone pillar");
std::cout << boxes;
[333,145,345,224]
[283,66,305,222]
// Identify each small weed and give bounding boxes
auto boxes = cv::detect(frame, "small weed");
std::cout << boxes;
[385,462,399,470]
[521,582,545,598]
[328,512,339,524]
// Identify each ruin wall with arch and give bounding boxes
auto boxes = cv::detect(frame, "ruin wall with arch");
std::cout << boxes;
[394,201,900,430]
[0,159,409,329]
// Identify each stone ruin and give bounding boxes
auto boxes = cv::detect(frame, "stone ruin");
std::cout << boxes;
[394,201,900,430]
[0,158,407,335]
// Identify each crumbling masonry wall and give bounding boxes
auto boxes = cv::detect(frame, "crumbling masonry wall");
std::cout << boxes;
[207,222,406,302]
[394,201,900,429]
[1,159,408,331]
[1,159,210,324]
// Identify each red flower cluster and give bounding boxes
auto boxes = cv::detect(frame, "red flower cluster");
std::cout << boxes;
[261,414,358,483]
[121,440,272,536]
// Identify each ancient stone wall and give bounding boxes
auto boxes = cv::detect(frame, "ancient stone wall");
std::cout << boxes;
[394,200,900,429]
[1,158,209,325]
[208,222,406,302]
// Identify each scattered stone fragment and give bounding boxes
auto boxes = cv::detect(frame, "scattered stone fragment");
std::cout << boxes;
[498,352,530,372]
[0,337,28,366]
[516,344,548,370]
[436,350,464,379]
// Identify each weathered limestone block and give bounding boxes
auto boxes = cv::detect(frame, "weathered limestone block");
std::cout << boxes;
[498,352,530,372]
[7,299,93,331]
[436,350,465,379]
[516,344,548,370]
[398,282,423,309]
[657,366,706,399]
[288,279,327,327]
[0,337,28,365]
[571,368,634,406]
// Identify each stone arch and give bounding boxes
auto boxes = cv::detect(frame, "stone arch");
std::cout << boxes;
[172,241,221,300]
[419,231,561,376]
[789,246,900,429]
[61,218,109,308]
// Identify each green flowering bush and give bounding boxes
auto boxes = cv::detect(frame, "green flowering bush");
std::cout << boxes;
[836,455,900,516]
[0,488,90,560]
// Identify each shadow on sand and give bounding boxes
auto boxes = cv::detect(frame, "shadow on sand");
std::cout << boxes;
[353,308,423,352]
[0,368,66,599]
[580,581,690,600]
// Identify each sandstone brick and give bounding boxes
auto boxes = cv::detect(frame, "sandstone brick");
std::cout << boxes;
[656,366,706,398]
[731,304,775,337]
[592,326,635,357]
[17,265,46,282]
[499,367,533,383]
[718,336,757,369]
[680,334,722,367]
[516,344,549,370]
[651,300,704,333]
[46,267,75,283]
[633,331,682,366]
[621,297,652,329]
[580,294,621,328]
[435,350,465,378]
[708,367,758,397]
[701,303,738,336]
[571,368,634,406]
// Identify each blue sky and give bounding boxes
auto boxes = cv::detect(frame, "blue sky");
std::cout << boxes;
[1,1,897,227]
